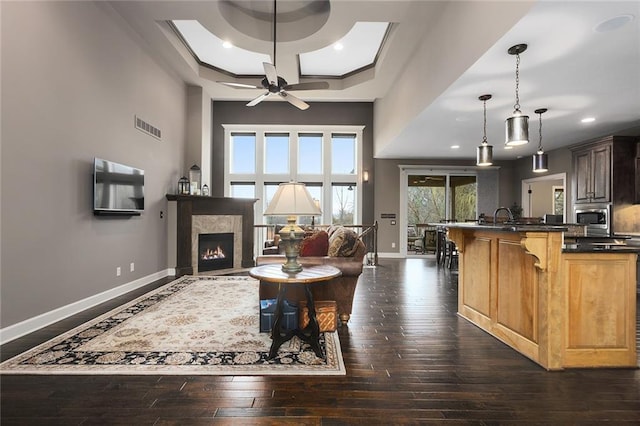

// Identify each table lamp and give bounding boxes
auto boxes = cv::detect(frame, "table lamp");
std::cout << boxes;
[264,182,322,273]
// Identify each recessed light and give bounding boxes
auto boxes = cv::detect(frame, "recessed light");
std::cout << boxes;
[504,145,513,150]
[451,145,460,149]
[581,117,596,123]
[594,14,634,33]
[334,42,344,51]
[222,41,233,49]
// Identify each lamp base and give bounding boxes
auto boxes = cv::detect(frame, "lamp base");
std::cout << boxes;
[279,218,306,274]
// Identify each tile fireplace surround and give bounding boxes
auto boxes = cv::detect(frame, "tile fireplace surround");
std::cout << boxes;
[166,195,257,276]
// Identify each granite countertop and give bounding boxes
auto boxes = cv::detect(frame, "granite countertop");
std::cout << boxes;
[442,222,568,232]
[562,244,640,253]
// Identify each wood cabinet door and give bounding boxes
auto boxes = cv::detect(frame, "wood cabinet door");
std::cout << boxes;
[573,150,592,203]
[591,143,611,202]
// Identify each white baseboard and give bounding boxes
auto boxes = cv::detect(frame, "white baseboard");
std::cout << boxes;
[0,269,173,345]
[377,252,405,258]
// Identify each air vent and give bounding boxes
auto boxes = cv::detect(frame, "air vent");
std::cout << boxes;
[135,115,162,140]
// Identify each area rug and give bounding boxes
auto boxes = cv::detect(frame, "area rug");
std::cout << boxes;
[0,276,345,375]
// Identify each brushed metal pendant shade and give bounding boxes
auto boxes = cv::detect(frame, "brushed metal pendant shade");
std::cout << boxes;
[505,113,529,146]
[505,44,529,146]
[532,108,549,173]
[476,94,493,166]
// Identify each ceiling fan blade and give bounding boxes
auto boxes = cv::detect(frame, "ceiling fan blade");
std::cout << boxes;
[279,91,309,110]
[283,81,330,91]
[247,92,270,107]
[217,81,261,89]
[263,62,278,86]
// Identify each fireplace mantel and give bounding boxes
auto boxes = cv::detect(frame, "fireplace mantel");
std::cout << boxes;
[166,195,257,276]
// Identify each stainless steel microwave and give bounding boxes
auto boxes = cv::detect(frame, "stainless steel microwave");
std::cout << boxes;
[575,204,611,236]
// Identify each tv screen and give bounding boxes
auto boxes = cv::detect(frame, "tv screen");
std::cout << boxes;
[93,158,144,215]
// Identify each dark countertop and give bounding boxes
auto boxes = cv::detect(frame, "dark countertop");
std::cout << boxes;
[444,223,640,253]
[562,244,640,253]
[442,222,568,232]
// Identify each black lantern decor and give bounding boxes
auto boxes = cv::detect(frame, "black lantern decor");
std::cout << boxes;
[178,176,190,195]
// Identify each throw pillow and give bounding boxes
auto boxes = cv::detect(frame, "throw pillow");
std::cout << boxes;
[300,230,329,256]
[327,227,359,257]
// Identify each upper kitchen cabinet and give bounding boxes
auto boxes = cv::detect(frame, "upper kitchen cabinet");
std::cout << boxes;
[572,142,611,204]
[571,136,638,205]
[571,135,639,235]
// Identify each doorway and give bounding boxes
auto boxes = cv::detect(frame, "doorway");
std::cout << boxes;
[400,167,477,257]
[521,173,566,221]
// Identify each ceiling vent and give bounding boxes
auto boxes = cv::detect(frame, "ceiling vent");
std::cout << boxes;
[135,115,162,140]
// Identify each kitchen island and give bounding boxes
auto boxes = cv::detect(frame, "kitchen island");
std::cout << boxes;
[446,223,638,370]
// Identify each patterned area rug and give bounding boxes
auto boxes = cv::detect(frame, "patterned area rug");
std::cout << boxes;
[0,276,345,375]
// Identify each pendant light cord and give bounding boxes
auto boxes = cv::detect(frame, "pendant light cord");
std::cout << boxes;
[482,98,488,145]
[513,53,521,112]
[538,110,543,151]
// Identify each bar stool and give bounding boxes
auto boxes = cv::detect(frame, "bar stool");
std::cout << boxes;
[445,240,458,269]
[436,228,447,265]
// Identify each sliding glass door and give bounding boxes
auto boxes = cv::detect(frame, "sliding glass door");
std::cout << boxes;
[402,168,477,255]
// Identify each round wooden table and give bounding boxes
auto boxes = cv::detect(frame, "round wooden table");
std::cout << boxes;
[249,264,341,360]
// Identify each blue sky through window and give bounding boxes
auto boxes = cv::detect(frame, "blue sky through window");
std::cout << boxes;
[265,134,289,174]
[331,135,356,174]
[230,134,255,173]
[298,134,322,174]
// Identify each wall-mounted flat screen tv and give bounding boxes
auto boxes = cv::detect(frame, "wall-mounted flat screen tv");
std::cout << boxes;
[93,157,144,216]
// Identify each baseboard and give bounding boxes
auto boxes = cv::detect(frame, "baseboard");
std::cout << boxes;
[377,252,405,258]
[0,269,173,345]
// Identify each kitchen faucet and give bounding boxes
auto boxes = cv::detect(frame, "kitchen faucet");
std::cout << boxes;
[493,207,514,224]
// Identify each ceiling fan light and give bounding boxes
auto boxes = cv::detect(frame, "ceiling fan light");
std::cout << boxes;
[476,144,493,166]
[505,113,529,146]
[533,150,548,173]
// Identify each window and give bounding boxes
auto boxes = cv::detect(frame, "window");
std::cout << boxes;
[230,183,254,199]
[230,133,255,174]
[331,134,356,174]
[264,133,289,174]
[298,134,322,174]
[332,183,356,225]
[224,125,364,225]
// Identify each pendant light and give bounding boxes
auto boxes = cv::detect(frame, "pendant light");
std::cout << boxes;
[532,108,549,173]
[476,94,493,166]
[505,44,529,146]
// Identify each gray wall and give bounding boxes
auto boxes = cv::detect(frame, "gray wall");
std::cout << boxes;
[1,2,186,328]
[211,101,375,224]
[528,179,563,217]
[373,158,505,253]
[509,147,573,217]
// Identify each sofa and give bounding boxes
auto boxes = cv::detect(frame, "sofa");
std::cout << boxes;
[256,226,366,324]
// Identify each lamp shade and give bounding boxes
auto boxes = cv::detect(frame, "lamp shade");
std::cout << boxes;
[476,94,493,166]
[505,113,529,146]
[477,144,493,166]
[533,150,549,173]
[264,182,322,216]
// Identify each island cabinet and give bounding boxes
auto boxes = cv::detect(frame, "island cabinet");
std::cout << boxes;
[447,226,637,370]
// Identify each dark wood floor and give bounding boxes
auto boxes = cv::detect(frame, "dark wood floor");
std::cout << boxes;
[2,258,639,425]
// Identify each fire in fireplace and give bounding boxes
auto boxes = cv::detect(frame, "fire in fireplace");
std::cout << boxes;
[198,232,234,272]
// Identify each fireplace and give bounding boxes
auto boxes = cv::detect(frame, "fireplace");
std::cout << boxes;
[167,195,257,276]
[198,233,234,272]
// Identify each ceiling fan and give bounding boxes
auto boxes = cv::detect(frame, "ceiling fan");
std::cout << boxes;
[217,0,329,110]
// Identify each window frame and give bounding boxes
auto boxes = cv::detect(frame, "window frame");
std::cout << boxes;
[223,124,364,225]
